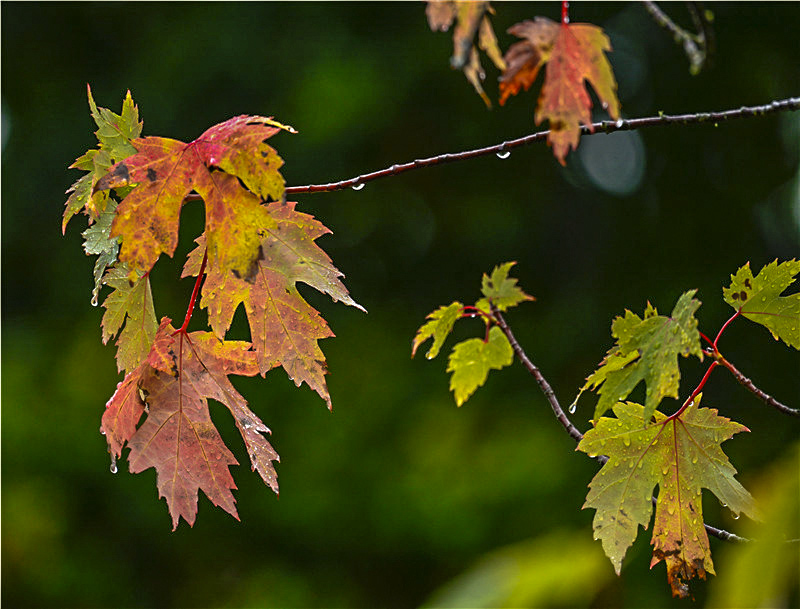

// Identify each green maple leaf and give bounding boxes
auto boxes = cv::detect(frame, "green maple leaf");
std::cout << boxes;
[83,200,121,305]
[577,399,760,598]
[577,290,703,421]
[447,325,513,406]
[101,265,158,373]
[476,261,535,313]
[412,301,464,359]
[723,259,800,350]
[63,86,142,232]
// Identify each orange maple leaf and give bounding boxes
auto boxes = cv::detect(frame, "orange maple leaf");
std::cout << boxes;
[499,18,620,164]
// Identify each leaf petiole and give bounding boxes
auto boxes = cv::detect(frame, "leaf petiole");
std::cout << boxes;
[174,249,207,336]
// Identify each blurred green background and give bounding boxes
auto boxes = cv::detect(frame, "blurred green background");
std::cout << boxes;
[2,2,798,607]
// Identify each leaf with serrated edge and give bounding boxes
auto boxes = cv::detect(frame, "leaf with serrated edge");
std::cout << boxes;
[115,318,278,529]
[101,265,157,374]
[578,290,703,421]
[499,18,619,164]
[476,261,535,313]
[182,201,364,408]
[93,115,294,278]
[83,200,120,304]
[412,301,464,359]
[577,399,760,598]
[447,325,513,406]
[723,259,800,349]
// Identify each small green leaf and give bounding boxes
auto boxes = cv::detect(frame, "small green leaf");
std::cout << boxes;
[476,261,534,313]
[723,259,800,350]
[83,200,120,305]
[447,325,513,406]
[578,290,703,421]
[101,265,158,373]
[87,85,142,160]
[412,301,464,359]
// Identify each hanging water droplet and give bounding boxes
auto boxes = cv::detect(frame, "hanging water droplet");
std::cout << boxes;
[99,426,106,436]
[721,502,728,508]
[425,352,434,360]
[732,513,740,520]
[109,454,118,474]
[496,150,511,159]
[351,182,365,191]
[91,294,99,307]
[615,119,624,128]
[568,402,577,414]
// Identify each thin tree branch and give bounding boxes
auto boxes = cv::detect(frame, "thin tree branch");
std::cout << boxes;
[281,98,800,196]
[490,305,751,546]
[643,1,715,74]
[709,349,800,418]
[491,306,584,444]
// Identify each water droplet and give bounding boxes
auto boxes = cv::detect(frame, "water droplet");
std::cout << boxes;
[732,513,740,520]
[351,182,365,191]
[615,119,624,128]
[623,435,631,447]
[563,16,570,24]
[425,352,434,360]
[496,150,511,159]
[668,505,675,515]
[91,294,99,307]
[637,461,644,469]
[602,101,608,110]
[568,402,577,414]
[99,426,106,436]
[109,454,118,474]
[721,502,728,508]
[691,456,698,464]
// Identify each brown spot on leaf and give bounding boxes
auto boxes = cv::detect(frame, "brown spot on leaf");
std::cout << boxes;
[146,168,157,182]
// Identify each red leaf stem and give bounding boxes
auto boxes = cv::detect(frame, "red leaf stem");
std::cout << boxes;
[174,249,207,335]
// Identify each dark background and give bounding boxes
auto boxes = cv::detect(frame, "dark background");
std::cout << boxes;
[2,2,798,607]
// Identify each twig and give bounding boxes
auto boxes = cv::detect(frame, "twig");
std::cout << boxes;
[491,306,584,444]
[710,350,800,418]
[643,1,715,74]
[490,305,750,546]
[279,98,800,196]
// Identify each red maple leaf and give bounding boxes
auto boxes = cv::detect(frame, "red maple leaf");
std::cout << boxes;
[93,115,295,279]
[101,318,279,529]
[183,201,365,408]
[499,18,620,164]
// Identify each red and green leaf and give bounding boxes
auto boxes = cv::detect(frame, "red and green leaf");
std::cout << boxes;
[101,319,279,529]
[93,115,296,278]
[183,201,365,409]
[577,399,760,598]
[499,17,620,164]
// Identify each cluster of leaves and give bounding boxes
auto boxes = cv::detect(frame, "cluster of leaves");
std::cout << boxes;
[412,262,533,405]
[65,89,363,528]
[426,0,620,164]
[414,260,798,597]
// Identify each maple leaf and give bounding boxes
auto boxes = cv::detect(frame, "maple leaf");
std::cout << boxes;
[476,261,535,313]
[577,399,760,598]
[412,301,464,359]
[576,290,703,421]
[183,201,365,409]
[499,18,620,165]
[101,318,279,529]
[723,259,800,349]
[426,0,506,108]
[63,85,142,232]
[93,114,297,279]
[100,265,157,373]
[82,200,121,305]
[447,325,513,406]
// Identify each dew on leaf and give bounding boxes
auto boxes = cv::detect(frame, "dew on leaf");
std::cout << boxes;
[109,453,118,474]
[99,426,106,436]
[732,513,740,520]
[496,150,511,160]
[615,119,624,128]
[351,182,365,191]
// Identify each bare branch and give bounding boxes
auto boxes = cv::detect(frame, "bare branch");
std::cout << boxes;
[710,350,800,418]
[643,1,715,74]
[282,98,800,195]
